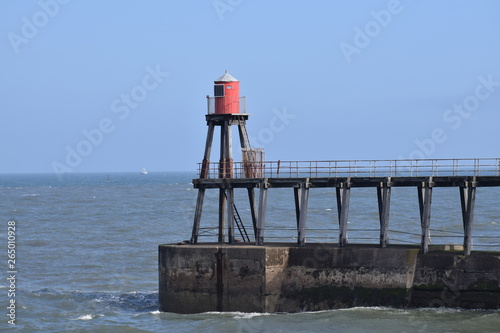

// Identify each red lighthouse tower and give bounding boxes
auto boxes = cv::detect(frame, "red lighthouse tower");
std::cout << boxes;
[214,70,240,114]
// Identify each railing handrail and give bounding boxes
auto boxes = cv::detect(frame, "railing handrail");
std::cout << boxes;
[198,158,500,179]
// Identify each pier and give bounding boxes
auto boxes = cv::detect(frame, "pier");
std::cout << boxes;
[159,72,500,313]
[190,158,500,255]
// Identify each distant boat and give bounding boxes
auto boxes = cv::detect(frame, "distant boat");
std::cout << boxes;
[106,174,110,182]
[140,168,148,175]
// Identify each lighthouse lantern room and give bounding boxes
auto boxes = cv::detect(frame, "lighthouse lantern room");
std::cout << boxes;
[214,70,240,114]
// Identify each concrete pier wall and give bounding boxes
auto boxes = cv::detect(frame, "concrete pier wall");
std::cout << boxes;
[410,251,500,309]
[158,243,500,313]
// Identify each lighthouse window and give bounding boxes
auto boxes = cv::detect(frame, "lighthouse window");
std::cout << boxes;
[227,85,232,89]
[214,84,224,97]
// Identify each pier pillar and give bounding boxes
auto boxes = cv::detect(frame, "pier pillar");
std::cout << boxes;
[200,123,215,179]
[190,188,205,243]
[418,178,433,254]
[218,188,227,242]
[460,178,477,255]
[237,122,252,152]
[337,179,351,247]
[377,177,392,248]
[219,120,233,178]
[247,188,258,241]
[256,179,269,245]
[227,187,235,243]
[294,187,301,230]
[296,179,310,247]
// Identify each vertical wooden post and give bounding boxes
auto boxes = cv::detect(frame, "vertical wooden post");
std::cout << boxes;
[247,188,258,242]
[297,179,310,247]
[294,187,301,230]
[200,123,215,179]
[218,120,231,242]
[226,124,233,178]
[219,120,233,178]
[418,178,433,254]
[218,188,226,243]
[238,123,250,178]
[460,178,476,255]
[336,179,351,247]
[190,188,205,243]
[256,179,269,245]
[219,120,234,178]
[219,121,227,178]
[227,187,235,244]
[377,178,391,248]
[237,123,250,150]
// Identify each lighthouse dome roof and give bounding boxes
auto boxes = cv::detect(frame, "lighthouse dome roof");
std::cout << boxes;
[215,70,238,82]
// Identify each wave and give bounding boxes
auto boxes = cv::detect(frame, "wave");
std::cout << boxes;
[30,288,159,312]
[201,311,274,319]
[73,314,104,321]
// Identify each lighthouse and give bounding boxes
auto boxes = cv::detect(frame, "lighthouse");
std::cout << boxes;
[191,71,261,244]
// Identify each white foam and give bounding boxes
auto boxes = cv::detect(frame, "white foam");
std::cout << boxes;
[76,314,93,321]
[202,311,273,318]
[234,312,272,319]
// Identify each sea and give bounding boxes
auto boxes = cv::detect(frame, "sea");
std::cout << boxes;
[1,171,499,332]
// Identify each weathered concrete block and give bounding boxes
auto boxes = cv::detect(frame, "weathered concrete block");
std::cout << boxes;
[458,253,500,273]
[409,251,500,309]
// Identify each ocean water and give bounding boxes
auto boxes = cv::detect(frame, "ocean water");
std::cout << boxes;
[0,172,499,332]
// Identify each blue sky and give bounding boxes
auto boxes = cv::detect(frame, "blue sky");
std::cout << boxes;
[1,0,500,175]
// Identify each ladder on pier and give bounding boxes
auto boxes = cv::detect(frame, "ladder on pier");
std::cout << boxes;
[224,191,251,242]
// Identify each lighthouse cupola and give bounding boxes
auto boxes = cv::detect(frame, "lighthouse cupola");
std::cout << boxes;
[214,70,240,114]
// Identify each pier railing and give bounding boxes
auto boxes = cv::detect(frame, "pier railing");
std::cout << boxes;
[198,158,500,179]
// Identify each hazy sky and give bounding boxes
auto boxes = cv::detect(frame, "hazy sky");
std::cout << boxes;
[2,0,500,176]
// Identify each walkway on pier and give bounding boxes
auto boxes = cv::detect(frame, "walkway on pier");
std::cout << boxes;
[191,158,500,255]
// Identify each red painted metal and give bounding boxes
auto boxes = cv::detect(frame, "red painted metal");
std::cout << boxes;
[214,71,240,114]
